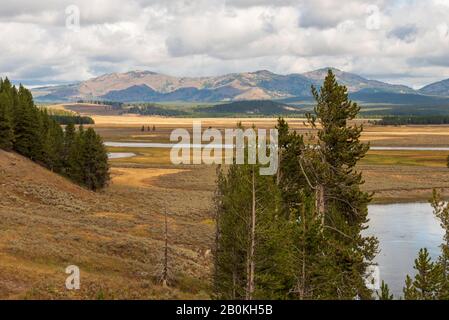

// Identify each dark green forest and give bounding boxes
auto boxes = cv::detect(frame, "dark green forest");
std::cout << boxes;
[49,114,95,125]
[199,100,301,115]
[0,78,109,191]
[376,115,449,125]
[126,103,188,116]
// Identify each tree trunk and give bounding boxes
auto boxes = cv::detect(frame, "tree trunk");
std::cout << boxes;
[276,149,282,186]
[316,184,325,227]
[246,168,256,300]
[299,202,306,299]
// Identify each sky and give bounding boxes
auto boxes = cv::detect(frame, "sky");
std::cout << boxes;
[2,0,449,88]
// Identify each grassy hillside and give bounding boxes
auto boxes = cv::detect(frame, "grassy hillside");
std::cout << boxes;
[0,150,213,299]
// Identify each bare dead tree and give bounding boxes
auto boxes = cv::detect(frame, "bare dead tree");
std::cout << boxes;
[162,208,169,287]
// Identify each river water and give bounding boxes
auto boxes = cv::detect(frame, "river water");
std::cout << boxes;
[366,203,444,298]
[107,152,136,159]
[105,142,449,152]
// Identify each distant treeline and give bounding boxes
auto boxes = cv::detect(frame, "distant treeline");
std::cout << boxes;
[126,103,188,116]
[76,99,124,108]
[49,114,95,125]
[0,78,109,191]
[197,100,302,115]
[375,115,449,125]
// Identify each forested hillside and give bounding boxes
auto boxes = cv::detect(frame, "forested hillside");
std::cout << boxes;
[0,78,109,191]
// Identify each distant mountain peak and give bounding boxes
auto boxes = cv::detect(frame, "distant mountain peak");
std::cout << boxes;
[315,67,343,73]
[419,78,449,96]
[251,69,275,75]
[125,70,159,76]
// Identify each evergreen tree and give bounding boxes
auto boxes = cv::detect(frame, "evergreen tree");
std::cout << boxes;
[0,79,14,150]
[403,248,443,300]
[41,111,64,172]
[377,281,393,300]
[275,118,307,214]
[403,191,449,300]
[425,190,449,299]
[13,85,42,160]
[79,128,110,191]
[275,70,378,299]
[62,123,76,173]
[300,70,378,299]
[67,125,86,184]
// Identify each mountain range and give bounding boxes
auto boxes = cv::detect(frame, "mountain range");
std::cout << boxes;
[32,68,449,104]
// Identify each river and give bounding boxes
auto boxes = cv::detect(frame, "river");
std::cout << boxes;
[366,203,444,298]
[107,152,136,159]
[105,142,449,152]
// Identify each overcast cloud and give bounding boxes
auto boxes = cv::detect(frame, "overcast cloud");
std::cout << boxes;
[1,0,449,88]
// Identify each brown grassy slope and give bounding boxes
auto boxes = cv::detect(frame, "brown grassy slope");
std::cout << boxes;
[0,150,214,299]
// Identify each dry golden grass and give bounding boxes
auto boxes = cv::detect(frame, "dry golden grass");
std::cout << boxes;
[0,150,214,299]
[361,165,449,203]
[92,115,308,127]
[361,124,449,147]
[111,167,186,188]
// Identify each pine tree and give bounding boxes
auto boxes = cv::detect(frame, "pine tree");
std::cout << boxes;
[0,80,14,150]
[403,248,443,300]
[402,191,449,300]
[299,70,378,299]
[403,275,418,300]
[377,281,393,300]
[275,118,307,214]
[275,71,378,299]
[274,118,326,299]
[62,123,76,175]
[41,112,64,172]
[67,125,86,184]
[79,128,110,191]
[13,85,42,160]
[214,163,252,299]
[429,190,449,299]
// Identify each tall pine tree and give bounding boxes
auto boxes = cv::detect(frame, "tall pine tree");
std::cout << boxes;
[79,128,110,191]
[301,70,378,299]
[0,79,14,150]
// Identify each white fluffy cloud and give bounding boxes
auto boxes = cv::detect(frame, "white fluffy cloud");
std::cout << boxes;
[1,0,449,88]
